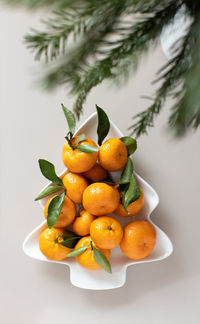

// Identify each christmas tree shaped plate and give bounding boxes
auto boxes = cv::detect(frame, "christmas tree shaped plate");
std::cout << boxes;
[23,112,173,290]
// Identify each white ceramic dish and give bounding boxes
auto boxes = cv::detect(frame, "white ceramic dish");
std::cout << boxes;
[23,112,173,290]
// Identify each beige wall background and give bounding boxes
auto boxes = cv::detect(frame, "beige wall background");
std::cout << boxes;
[1,8,200,324]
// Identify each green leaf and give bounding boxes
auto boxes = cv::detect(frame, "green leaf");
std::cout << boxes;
[76,144,99,153]
[100,180,116,185]
[59,232,81,248]
[59,230,81,248]
[121,199,129,213]
[75,134,87,144]
[124,174,141,207]
[93,247,112,273]
[96,105,110,146]
[47,192,65,228]
[120,136,137,156]
[61,104,76,138]
[66,245,89,257]
[60,238,80,248]
[119,183,129,198]
[38,159,63,186]
[34,184,64,201]
[62,230,78,241]
[119,183,129,213]
[118,157,133,184]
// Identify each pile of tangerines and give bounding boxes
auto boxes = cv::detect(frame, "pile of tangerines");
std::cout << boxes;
[36,105,156,273]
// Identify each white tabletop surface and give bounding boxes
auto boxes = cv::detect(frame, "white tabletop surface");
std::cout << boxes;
[1,8,200,324]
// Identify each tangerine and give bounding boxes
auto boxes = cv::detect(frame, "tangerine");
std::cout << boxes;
[44,195,76,228]
[62,172,88,204]
[83,163,107,182]
[115,191,144,217]
[72,210,96,236]
[62,136,98,173]
[120,220,156,260]
[99,138,127,172]
[75,236,111,271]
[90,216,123,249]
[82,182,120,216]
[39,227,71,261]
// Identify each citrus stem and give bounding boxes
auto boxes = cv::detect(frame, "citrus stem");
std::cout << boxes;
[54,235,63,243]
[65,136,75,150]
[108,226,112,230]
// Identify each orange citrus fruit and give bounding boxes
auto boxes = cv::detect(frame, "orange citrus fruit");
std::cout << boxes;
[44,195,76,228]
[72,210,96,236]
[83,163,107,182]
[62,172,88,204]
[62,135,98,173]
[82,182,120,216]
[115,191,144,217]
[99,138,127,172]
[39,227,71,261]
[90,216,123,249]
[120,220,156,260]
[75,236,110,271]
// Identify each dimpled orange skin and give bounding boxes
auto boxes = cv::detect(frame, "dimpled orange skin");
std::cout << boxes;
[99,138,128,172]
[75,236,111,271]
[82,182,120,216]
[83,163,107,182]
[90,216,123,249]
[62,172,88,204]
[39,228,71,261]
[62,136,98,173]
[44,195,76,228]
[120,220,156,260]
[115,191,144,217]
[72,210,96,236]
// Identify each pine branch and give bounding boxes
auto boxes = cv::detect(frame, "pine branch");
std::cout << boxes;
[169,16,200,136]
[39,1,181,117]
[130,11,200,137]
[129,25,192,136]
[3,0,200,137]
[72,2,181,117]
[1,0,86,9]
[25,10,90,62]
[129,98,163,137]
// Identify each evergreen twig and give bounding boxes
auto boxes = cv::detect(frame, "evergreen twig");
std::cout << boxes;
[3,0,200,137]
